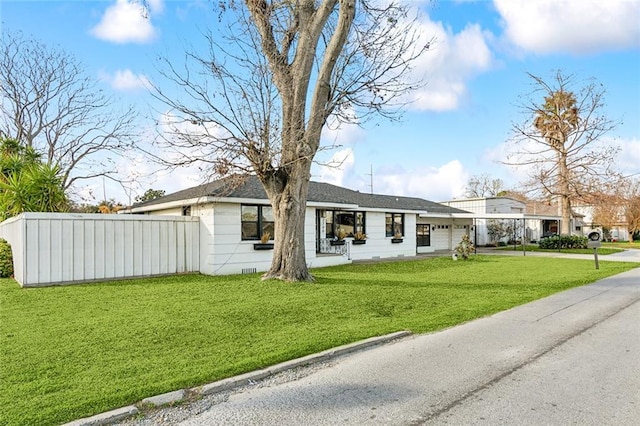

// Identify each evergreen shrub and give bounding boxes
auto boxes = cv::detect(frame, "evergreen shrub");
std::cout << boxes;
[0,238,14,278]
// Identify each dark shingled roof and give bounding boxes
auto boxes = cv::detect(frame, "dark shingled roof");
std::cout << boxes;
[134,175,468,215]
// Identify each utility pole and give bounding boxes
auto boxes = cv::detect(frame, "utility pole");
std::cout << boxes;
[366,164,373,194]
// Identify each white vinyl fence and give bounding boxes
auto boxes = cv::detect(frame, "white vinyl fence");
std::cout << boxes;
[0,213,200,287]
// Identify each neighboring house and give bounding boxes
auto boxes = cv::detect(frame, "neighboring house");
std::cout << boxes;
[573,203,629,241]
[131,175,473,276]
[523,199,586,239]
[441,196,584,246]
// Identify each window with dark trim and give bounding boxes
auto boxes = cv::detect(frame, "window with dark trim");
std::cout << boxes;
[325,210,365,238]
[416,224,431,247]
[241,205,274,240]
[385,213,404,237]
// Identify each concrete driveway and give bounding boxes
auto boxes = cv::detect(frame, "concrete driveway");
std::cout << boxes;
[171,266,639,425]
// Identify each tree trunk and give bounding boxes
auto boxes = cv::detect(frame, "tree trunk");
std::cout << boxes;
[560,193,572,235]
[261,165,314,282]
[558,152,572,235]
[246,0,356,282]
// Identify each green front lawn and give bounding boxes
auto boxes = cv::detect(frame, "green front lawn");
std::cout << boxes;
[497,244,624,255]
[602,241,640,249]
[1,256,637,425]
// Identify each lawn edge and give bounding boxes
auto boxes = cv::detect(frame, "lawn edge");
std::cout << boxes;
[61,330,412,426]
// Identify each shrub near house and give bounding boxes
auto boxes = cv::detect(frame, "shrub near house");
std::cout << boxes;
[0,238,13,278]
[539,235,588,250]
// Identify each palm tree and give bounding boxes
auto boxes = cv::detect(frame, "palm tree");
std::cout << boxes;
[533,89,579,235]
[0,137,68,220]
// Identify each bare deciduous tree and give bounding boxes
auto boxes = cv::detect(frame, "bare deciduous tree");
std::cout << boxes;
[464,173,506,198]
[624,180,640,239]
[0,31,138,191]
[504,71,620,235]
[151,0,429,281]
[588,177,640,240]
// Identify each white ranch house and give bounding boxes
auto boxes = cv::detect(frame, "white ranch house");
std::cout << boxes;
[131,176,474,276]
[0,176,474,287]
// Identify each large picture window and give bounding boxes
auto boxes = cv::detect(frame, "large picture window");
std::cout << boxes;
[416,224,431,247]
[241,205,274,240]
[325,210,365,238]
[385,213,404,237]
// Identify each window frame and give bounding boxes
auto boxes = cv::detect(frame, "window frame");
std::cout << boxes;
[325,210,366,238]
[241,204,274,241]
[385,213,405,237]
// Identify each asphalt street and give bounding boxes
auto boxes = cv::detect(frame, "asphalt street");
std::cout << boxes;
[175,265,640,426]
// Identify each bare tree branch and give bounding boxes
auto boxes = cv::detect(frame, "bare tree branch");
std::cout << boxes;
[504,70,621,234]
[0,31,138,191]
[149,0,430,281]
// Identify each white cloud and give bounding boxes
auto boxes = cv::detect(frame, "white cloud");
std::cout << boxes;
[91,0,160,44]
[147,0,164,14]
[483,140,535,185]
[494,0,640,54]
[485,135,640,189]
[157,111,232,144]
[100,69,151,91]
[374,160,469,201]
[75,151,202,205]
[314,148,356,187]
[320,107,366,146]
[615,137,640,176]
[312,142,470,201]
[405,18,493,111]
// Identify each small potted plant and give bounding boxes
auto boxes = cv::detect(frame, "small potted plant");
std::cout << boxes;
[330,228,347,246]
[391,231,403,243]
[352,231,367,245]
[253,232,274,250]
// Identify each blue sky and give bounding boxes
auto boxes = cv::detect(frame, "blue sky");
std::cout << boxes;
[2,0,639,204]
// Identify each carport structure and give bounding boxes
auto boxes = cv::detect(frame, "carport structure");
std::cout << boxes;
[451,212,564,248]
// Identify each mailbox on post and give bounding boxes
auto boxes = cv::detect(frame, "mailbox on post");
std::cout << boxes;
[587,231,601,269]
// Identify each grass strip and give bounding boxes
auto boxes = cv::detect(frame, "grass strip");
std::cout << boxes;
[601,241,640,249]
[496,244,623,255]
[1,255,637,425]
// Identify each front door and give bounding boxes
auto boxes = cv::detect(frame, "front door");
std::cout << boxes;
[416,224,431,247]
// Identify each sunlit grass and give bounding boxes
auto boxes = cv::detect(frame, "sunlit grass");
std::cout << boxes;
[601,241,640,249]
[1,256,637,425]
[496,244,623,255]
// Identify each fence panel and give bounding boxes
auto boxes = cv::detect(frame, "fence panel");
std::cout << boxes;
[0,213,200,287]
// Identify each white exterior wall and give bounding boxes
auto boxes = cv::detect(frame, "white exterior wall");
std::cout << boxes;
[444,199,487,215]
[472,218,488,246]
[485,198,525,214]
[208,202,273,275]
[348,212,418,261]
[0,213,200,287]
[148,206,184,216]
[523,218,542,242]
[142,203,468,275]
[148,203,350,276]
[414,217,473,253]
